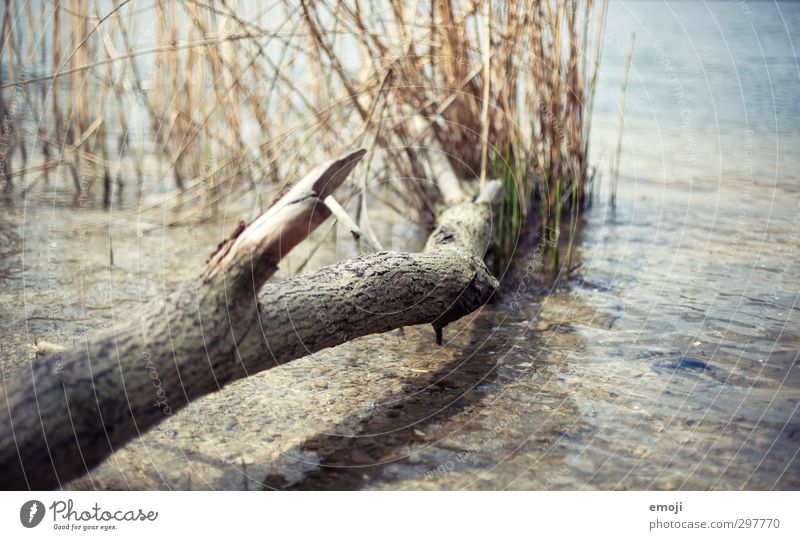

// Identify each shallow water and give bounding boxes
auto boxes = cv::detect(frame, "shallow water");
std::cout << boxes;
[1,1,799,489]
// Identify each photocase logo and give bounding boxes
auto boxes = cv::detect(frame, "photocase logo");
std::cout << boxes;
[20,500,45,528]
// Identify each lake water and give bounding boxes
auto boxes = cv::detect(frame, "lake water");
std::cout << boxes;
[0,1,798,489]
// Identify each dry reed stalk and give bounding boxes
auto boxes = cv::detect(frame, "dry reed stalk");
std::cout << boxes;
[478,0,492,186]
[0,0,10,191]
[612,32,635,207]
[4,0,606,267]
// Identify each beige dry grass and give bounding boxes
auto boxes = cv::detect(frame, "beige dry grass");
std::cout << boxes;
[0,0,607,263]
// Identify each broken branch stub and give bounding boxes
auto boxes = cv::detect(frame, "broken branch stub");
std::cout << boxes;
[205,149,367,289]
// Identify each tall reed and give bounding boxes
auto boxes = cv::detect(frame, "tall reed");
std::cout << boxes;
[0,0,606,272]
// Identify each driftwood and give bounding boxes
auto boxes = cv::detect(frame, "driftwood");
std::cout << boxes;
[0,149,504,490]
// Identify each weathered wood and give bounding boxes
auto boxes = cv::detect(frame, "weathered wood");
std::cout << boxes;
[205,149,367,287]
[0,148,502,489]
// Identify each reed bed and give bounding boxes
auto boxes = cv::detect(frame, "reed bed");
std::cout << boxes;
[0,0,607,271]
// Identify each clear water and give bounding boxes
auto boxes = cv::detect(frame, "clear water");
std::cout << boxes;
[0,1,798,489]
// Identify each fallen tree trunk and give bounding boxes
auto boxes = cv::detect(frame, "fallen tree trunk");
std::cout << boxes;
[0,150,503,490]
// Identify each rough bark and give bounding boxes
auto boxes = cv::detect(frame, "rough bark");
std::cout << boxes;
[251,181,503,363]
[0,150,503,490]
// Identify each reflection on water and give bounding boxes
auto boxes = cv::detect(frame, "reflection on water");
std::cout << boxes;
[1,1,799,489]
[488,175,799,490]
